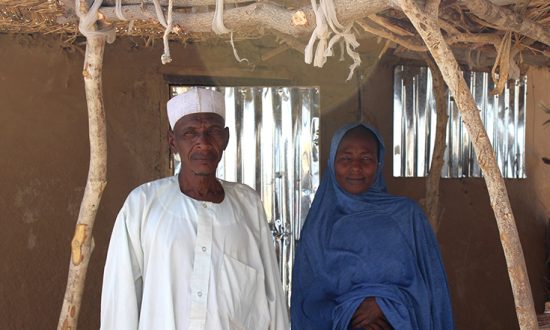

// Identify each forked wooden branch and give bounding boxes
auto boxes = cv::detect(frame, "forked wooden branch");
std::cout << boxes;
[397,0,538,328]
[57,35,108,330]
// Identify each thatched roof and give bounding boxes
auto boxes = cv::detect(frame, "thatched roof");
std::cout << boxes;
[1,0,549,70]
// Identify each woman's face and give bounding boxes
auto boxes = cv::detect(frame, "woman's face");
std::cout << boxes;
[334,127,379,195]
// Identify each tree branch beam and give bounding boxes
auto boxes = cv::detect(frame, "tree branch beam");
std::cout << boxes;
[99,0,393,37]
[272,30,306,54]
[358,17,502,53]
[367,14,415,36]
[358,18,427,52]
[102,0,253,7]
[462,0,550,47]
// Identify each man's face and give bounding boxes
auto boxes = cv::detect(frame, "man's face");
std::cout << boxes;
[334,127,379,195]
[169,113,229,176]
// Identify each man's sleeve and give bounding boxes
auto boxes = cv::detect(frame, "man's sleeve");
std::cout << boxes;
[256,198,290,330]
[100,197,144,330]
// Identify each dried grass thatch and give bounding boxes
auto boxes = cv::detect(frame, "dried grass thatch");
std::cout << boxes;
[1,0,548,69]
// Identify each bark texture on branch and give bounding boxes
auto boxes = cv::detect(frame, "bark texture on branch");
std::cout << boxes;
[102,0,252,6]
[57,35,108,330]
[100,0,392,37]
[397,0,538,328]
[422,54,448,233]
[463,0,550,47]
[357,15,503,54]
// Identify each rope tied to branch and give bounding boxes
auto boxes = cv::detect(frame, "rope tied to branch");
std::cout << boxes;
[151,0,174,64]
[212,0,249,63]
[115,0,127,21]
[76,0,116,43]
[115,0,136,34]
[304,0,361,81]
[305,0,330,67]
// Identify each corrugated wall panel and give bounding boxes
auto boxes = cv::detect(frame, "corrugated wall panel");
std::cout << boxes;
[393,66,527,178]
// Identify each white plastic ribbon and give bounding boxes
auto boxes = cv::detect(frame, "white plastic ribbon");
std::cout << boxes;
[212,0,231,34]
[151,0,173,64]
[161,0,174,64]
[115,0,127,21]
[304,0,362,80]
[304,0,330,67]
[75,0,116,43]
[152,0,168,27]
[212,0,249,64]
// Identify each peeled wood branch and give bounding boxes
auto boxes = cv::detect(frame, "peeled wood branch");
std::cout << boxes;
[272,30,306,54]
[367,14,415,36]
[397,0,538,328]
[424,0,440,17]
[102,0,252,7]
[445,32,500,46]
[358,19,427,52]
[101,2,312,36]
[462,0,550,47]
[358,18,501,53]
[100,0,393,37]
[438,18,461,36]
[57,35,108,330]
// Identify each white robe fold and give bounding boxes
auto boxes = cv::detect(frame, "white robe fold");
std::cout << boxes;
[101,176,289,330]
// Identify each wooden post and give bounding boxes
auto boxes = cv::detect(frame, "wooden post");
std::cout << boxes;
[57,35,107,330]
[422,54,448,233]
[398,0,538,328]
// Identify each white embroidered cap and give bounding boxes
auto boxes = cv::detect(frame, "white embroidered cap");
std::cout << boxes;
[167,88,225,129]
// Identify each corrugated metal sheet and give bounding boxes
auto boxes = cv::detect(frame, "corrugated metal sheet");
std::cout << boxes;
[393,66,527,178]
[171,86,320,304]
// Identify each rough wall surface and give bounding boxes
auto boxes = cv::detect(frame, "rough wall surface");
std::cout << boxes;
[0,33,547,329]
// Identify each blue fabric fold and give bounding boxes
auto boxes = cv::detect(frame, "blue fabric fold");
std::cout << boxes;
[290,123,454,330]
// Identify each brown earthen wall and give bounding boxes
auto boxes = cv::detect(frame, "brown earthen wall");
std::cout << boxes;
[0,33,547,329]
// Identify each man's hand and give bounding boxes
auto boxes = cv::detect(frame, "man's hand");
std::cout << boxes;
[349,297,393,330]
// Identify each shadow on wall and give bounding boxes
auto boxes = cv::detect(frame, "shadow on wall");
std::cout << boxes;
[543,104,550,165]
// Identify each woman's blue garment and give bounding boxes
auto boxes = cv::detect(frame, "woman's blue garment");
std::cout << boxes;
[290,123,454,330]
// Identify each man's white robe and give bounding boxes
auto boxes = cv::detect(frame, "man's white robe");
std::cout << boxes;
[101,176,289,330]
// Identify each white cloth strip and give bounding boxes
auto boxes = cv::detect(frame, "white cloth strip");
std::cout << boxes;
[212,0,231,34]
[75,0,116,43]
[115,0,127,21]
[161,0,174,64]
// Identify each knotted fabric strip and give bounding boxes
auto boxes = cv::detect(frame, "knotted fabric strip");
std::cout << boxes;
[304,0,362,80]
[151,0,173,64]
[75,0,116,43]
[212,0,249,63]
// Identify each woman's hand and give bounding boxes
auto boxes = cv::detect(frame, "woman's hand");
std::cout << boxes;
[350,297,393,330]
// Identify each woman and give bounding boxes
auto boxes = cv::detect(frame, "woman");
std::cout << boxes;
[291,123,454,330]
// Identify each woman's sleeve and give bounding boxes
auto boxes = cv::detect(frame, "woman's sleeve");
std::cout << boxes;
[412,205,455,329]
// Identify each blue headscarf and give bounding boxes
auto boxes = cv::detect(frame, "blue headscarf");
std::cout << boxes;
[291,123,454,330]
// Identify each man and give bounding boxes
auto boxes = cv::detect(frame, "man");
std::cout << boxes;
[101,88,289,330]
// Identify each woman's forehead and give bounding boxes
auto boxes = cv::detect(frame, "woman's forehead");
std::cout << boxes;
[338,128,378,150]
